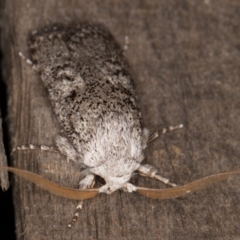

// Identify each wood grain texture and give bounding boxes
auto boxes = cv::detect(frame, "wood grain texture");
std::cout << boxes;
[1,0,240,239]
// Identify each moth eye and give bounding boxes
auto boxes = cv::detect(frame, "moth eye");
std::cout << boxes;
[96,175,106,185]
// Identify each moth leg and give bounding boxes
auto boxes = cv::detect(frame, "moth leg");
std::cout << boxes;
[123,35,129,54]
[137,164,177,187]
[68,174,95,228]
[55,136,78,162]
[122,183,137,193]
[148,124,183,143]
[11,144,58,155]
[18,51,37,70]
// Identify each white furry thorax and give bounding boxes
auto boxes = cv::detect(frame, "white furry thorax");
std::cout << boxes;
[82,114,146,193]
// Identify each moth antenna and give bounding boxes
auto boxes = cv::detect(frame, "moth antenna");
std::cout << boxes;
[1,166,98,200]
[136,170,240,199]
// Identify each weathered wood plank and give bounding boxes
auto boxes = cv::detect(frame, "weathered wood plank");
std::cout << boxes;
[1,0,240,239]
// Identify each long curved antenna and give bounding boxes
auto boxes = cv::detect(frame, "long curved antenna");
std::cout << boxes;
[1,166,98,200]
[3,166,240,200]
[136,170,240,199]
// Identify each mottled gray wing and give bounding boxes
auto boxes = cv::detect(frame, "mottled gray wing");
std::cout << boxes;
[29,23,141,151]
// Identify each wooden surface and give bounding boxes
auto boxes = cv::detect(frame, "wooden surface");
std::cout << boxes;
[1,0,240,239]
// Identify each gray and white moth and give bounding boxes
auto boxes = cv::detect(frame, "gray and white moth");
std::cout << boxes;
[8,23,240,227]
[29,22,160,194]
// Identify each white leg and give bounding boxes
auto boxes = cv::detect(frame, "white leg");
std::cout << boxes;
[68,174,95,228]
[18,52,37,70]
[12,136,79,163]
[123,35,129,54]
[11,144,58,155]
[55,136,79,162]
[148,124,183,143]
[122,183,137,193]
[137,164,177,187]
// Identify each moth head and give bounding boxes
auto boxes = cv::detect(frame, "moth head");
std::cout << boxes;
[98,173,133,194]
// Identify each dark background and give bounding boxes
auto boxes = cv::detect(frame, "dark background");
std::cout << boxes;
[0,51,15,239]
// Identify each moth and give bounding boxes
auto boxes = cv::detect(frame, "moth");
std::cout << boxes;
[9,23,240,227]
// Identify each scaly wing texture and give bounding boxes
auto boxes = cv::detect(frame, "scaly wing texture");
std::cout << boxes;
[29,23,142,156]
